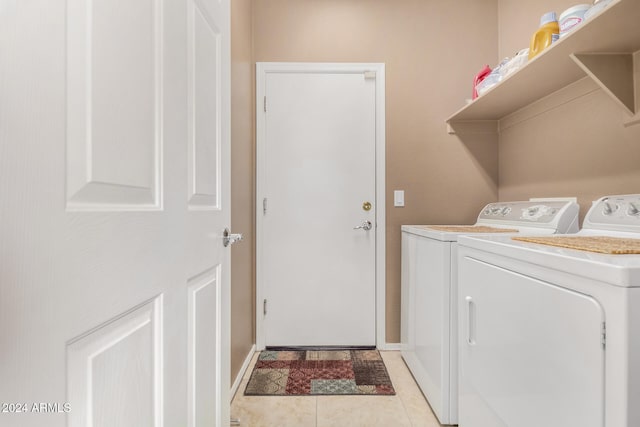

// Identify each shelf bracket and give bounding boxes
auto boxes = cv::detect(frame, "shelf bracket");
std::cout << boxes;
[623,111,640,128]
[570,52,636,116]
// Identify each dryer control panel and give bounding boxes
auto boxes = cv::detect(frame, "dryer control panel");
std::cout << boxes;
[476,200,580,233]
[584,194,640,232]
[478,201,571,223]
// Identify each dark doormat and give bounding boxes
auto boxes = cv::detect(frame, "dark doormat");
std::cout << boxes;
[244,349,395,396]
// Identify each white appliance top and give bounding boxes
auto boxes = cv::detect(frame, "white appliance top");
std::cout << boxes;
[402,199,579,242]
[459,194,640,288]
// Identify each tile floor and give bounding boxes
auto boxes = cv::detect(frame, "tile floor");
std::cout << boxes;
[231,351,441,427]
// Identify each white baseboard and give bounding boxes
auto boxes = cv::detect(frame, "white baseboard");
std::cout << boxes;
[230,344,257,400]
[379,342,403,351]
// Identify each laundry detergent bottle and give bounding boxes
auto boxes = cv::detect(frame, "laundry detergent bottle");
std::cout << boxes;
[528,11,559,60]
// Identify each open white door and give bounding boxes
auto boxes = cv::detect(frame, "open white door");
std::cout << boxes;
[256,63,386,348]
[0,0,231,426]
[185,0,232,425]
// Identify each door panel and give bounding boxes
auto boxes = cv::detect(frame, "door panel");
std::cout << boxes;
[66,0,161,210]
[188,0,222,209]
[67,298,162,427]
[260,68,377,346]
[188,268,222,426]
[459,257,605,427]
[0,0,230,426]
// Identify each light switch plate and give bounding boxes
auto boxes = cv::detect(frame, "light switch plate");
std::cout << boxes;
[394,190,405,207]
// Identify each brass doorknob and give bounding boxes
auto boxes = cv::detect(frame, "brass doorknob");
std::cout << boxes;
[362,201,372,211]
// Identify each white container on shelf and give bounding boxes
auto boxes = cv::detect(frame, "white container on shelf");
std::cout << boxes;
[559,4,591,37]
[585,0,614,20]
[500,48,529,78]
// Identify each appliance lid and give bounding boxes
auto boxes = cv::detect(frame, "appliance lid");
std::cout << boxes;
[458,232,640,288]
[400,224,557,242]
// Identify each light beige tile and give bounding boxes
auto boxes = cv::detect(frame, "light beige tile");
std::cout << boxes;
[379,350,408,371]
[384,358,423,394]
[380,351,421,394]
[231,381,317,427]
[317,395,411,427]
[232,378,250,403]
[380,351,441,427]
[380,351,409,376]
[243,352,260,381]
[379,352,406,372]
[379,350,402,361]
[400,391,441,427]
[231,350,439,427]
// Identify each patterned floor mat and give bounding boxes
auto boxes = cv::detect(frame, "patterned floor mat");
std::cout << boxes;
[244,349,395,396]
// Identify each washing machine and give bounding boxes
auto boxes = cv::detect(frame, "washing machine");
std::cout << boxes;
[457,194,640,427]
[400,199,579,425]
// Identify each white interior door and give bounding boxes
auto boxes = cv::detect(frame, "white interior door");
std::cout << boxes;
[257,63,385,347]
[0,0,230,426]
[186,0,231,425]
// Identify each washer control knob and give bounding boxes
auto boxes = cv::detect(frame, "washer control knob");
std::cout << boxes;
[603,202,618,216]
[628,203,640,216]
[501,206,511,215]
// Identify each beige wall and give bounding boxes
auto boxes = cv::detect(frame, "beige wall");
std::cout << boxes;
[498,0,574,59]
[498,0,640,219]
[230,0,640,380]
[231,0,255,381]
[252,0,499,343]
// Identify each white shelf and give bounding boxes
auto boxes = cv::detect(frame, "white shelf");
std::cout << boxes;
[447,0,640,133]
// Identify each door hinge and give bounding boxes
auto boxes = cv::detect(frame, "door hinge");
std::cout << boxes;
[602,322,606,349]
[263,96,267,112]
[263,197,267,215]
[263,299,267,316]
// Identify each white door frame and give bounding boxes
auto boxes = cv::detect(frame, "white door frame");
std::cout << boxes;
[255,62,386,350]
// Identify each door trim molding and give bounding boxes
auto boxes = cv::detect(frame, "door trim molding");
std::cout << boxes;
[255,62,386,349]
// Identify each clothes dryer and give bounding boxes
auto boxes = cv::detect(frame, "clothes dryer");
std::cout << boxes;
[457,194,640,427]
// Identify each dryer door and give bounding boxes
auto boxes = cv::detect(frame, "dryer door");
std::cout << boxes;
[459,257,604,427]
